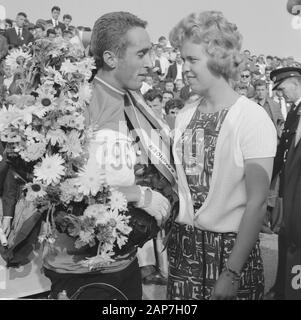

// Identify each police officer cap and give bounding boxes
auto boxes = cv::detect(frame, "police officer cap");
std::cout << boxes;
[270,67,301,90]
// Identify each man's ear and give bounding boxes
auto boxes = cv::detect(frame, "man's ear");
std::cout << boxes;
[103,50,118,69]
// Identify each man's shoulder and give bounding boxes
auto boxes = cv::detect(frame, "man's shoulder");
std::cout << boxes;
[4,28,14,36]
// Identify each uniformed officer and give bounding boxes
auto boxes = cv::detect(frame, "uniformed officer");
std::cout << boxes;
[266,67,301,299]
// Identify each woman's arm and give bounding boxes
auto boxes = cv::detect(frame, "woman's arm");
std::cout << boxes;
[227,157,273,271]
[211,157,273,299]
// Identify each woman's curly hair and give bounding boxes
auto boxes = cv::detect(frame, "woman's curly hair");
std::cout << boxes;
[169,11,244,81]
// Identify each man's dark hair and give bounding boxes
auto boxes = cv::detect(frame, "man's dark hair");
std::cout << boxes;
[47,28,56,37]
[5,19,13,28]
[158,36,166,42]
[266,55,273,60]
[165,98,184,115]
[143,89,162,102]
[165,78,174,84]
[254,79,267,89]
[51,6,61,12]
[91,12,147,69]
[35,24,45,31]
[17,12,27,19]
[63,14,72,20]
[63,30,73,36]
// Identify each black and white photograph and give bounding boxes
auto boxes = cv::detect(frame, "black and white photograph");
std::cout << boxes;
[0,0,300,303]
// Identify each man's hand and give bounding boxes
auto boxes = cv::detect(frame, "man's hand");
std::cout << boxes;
[141,190,171,227]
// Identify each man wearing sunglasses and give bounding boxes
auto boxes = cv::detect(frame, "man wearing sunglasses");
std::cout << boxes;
[239,69,255,98]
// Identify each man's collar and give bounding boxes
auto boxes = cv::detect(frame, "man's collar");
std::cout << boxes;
[94,76,126,96]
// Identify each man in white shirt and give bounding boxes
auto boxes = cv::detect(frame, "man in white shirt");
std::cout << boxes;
[155,46,170,81]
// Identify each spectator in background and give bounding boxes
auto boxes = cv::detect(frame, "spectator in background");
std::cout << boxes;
[140,74,153,95]
[54,26,63,37]
[34,24,45,40]
[164,98,184,130]
[0,33,8,61]
[46,28,56,39]
[158,35,167,49]
[63,29,73,41]
[162,90,174,108]
[155,45,170,81]
[266,55,274,68]
[164,78,174,93]
[166,51,184,82]
[239,69,255,98]
[144,89,164,119]
[265,67,274,97]
[144,88,170,133]
[174,79,184,98]
[234,83,249,97]
[273,88,289,121]
[63,14,73,31]
[252,70,263,85]
[46,6,65,31]
[4,12,34,49]
[256,55,266,74]
[5,19,13,29]
[253,79,284,138]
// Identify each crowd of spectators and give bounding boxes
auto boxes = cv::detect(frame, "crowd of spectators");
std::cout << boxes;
[1,6,301,134]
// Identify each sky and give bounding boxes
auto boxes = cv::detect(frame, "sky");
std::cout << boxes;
[1,0,301,60]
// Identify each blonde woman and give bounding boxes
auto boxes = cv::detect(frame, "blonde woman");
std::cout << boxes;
[167,11,277,300]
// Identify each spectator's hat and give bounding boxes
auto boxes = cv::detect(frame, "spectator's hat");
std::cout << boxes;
[271,66,301,90]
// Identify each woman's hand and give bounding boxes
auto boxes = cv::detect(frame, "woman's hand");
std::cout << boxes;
[210,271,240,300]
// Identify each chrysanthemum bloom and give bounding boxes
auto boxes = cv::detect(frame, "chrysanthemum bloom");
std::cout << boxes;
[34,154,65,185]
[109,190,128,212]
[76,160,106,196]
[25,182,47,201]
[60,130,82,157]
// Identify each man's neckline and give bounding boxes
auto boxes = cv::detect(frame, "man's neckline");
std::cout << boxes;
[94,76,126,96]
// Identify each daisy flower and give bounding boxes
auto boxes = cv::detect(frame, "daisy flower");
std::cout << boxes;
[76,160,106,196]
[83,204,109,221]
[60,130,82,157]
[0,106,22,130]
[35,85,56,107]
[60,178,81,204]
[5,49,32,73]
[46,129,66,146]
[20,141,47,162]
[24,127,45,143]
[25,182,47,201]
[78,230,95,244]
[44,66,66,86]
[34,154,65,185]
[109,190,128,213]
[60,59,77,74]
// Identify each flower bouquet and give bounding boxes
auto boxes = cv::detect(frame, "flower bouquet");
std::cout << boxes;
[0,38,133,270]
